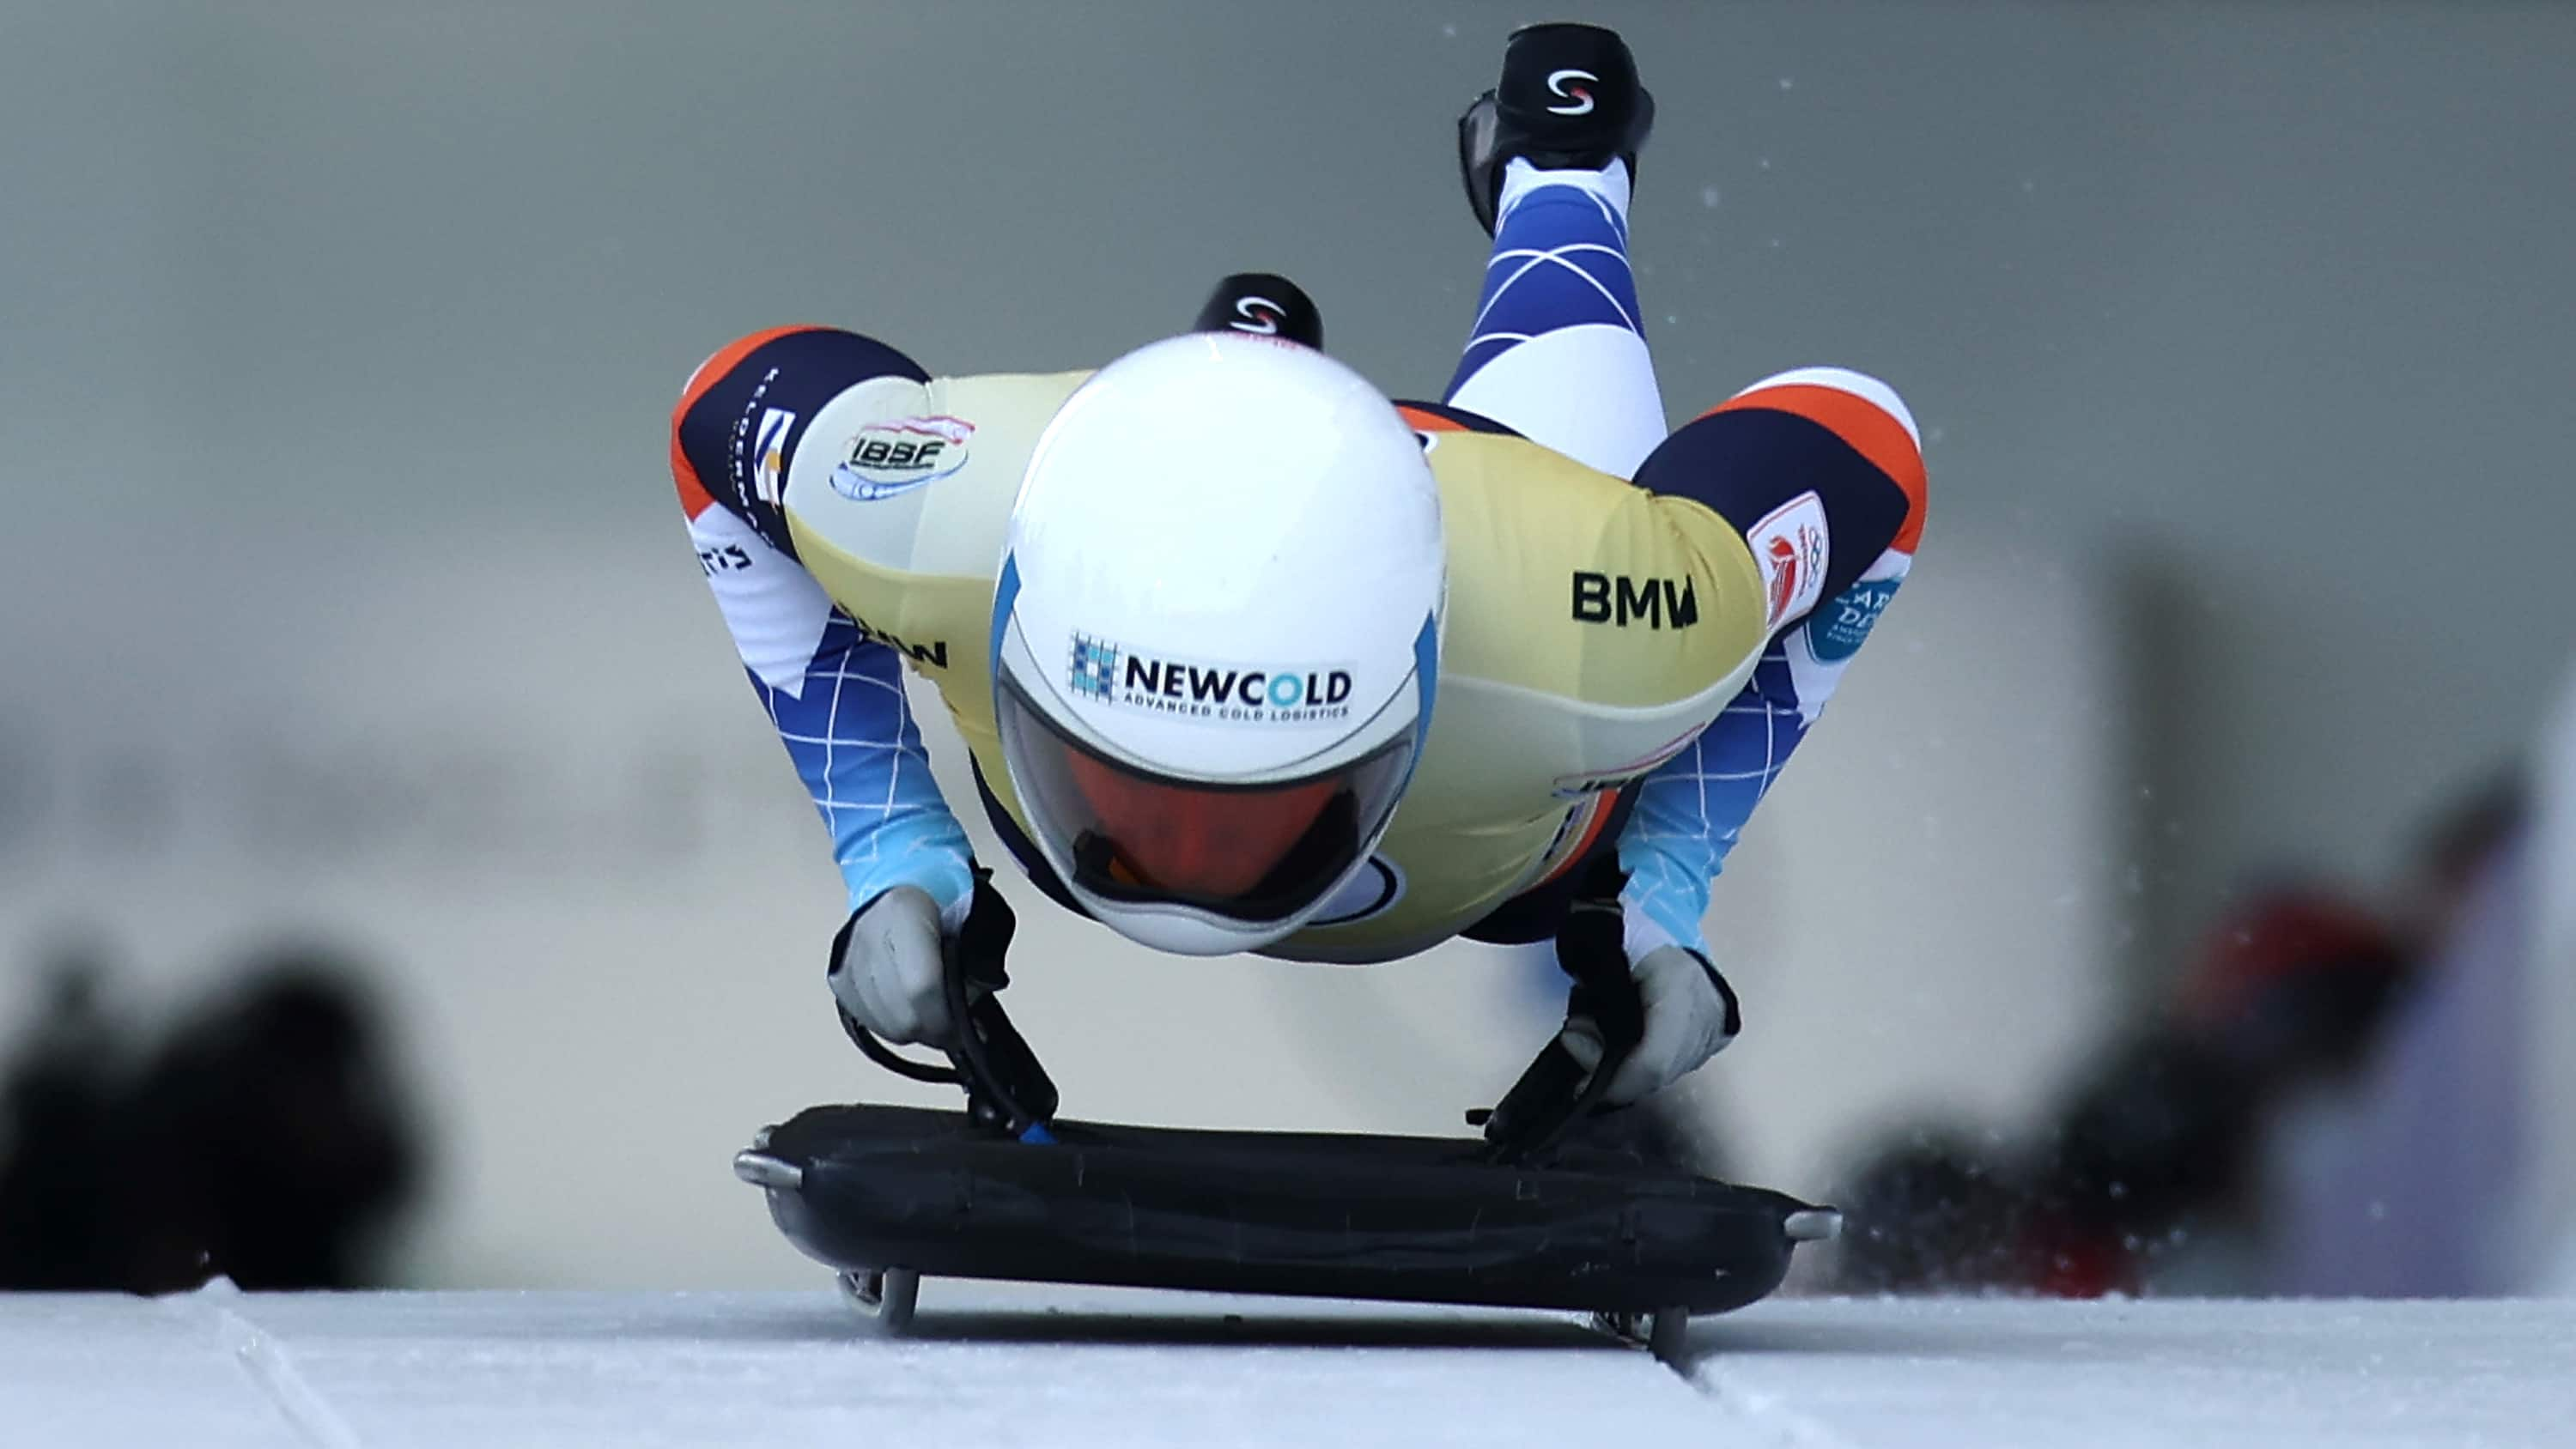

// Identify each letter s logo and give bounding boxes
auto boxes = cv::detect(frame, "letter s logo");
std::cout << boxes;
[1230,296,1284,335]
[1545,69,1597,116]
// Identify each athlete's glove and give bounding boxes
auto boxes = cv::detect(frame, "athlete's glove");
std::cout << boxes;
[1559,943,1741,1106]
[828,885,956,1046]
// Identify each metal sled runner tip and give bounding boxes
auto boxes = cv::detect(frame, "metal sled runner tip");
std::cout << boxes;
[1593,1307,1694,1367]
[1783,1208,1842,1243]
[732,1149,803,1191]
[837,1267,920,1332]
[1649,1309,1690,1365]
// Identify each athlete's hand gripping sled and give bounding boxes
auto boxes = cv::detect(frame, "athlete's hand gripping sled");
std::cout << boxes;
[733,873,1839,1360]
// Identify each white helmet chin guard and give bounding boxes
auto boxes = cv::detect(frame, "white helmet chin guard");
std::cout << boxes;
[990,331,1445,956]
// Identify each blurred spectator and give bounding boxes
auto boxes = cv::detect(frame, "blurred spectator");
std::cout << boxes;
[1830,883,2407,1297]
[0,944,123,1288]
[0,941,423,1293]
[2171,888,2411,1081]
[2033,884,2409,1293]
[1827,773,2531,1298]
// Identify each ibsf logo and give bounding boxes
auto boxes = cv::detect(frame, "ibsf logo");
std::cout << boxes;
[829,415,975,501]
[1545,69,1598,116]
[1066,633,1354,724]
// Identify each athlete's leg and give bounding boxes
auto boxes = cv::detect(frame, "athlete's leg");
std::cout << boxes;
[1443,160,1665,477]
[1442,20,1667,476]
[1616,368,1927,964]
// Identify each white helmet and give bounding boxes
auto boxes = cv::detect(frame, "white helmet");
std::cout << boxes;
[990,331,1445,955]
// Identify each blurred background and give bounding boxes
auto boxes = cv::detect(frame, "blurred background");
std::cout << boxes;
[1,0,2569,1296]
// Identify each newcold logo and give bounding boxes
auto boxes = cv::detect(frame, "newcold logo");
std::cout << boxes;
[1066,634,1354,724]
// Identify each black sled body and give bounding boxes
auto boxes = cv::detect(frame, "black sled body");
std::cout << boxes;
[738,1103,1833,1318]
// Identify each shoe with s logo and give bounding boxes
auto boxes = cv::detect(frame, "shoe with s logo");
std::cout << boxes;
[1456,22,1657,236]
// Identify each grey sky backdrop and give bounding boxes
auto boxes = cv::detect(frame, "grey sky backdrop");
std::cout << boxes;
[3,2,2573,1282]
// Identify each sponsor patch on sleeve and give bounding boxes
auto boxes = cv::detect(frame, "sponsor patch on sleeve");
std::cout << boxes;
[1749,491,1830,633]
[751,408,797,507]
[1804,577,1899,664]
[829,415,975,501]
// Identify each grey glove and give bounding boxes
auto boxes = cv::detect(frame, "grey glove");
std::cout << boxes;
[1560,944,1741,1105]
[828,886,953,1046]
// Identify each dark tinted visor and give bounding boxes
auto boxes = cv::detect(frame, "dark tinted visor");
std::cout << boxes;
[997,680,1414,925]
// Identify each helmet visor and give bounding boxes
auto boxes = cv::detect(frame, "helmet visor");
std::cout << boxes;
[997,680,1414,925]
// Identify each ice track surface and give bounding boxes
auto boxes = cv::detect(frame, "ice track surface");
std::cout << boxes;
[8,1284,2574,1448]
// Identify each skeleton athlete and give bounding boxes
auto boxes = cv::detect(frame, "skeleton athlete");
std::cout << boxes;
[671,23,1928,1109]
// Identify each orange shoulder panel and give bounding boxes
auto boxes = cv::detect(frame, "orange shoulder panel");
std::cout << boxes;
[668,325,823,520]
[1709,384,1928,554]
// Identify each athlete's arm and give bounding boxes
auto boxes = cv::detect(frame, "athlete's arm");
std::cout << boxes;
[1613,367,1929,956]
[670,326,977,919]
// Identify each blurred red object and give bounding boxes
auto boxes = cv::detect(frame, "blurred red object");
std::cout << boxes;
[2174,888,2404,1040]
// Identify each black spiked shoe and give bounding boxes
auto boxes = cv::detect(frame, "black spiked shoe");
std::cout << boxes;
[1457,22,1656,236]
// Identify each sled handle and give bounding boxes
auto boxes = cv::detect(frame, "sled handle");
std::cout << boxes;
[836,869,1060,1139]
[839,1008,966,1085]
[1477,1032,1636,1164]
[939,872,1061,1140]
[1478,858,1641,1164]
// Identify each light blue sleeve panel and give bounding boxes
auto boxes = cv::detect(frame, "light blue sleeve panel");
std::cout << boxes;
[1616,567,1906,955]
[1616,643,1807,956]
[684,497,975,919]
[748,610,977,917]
